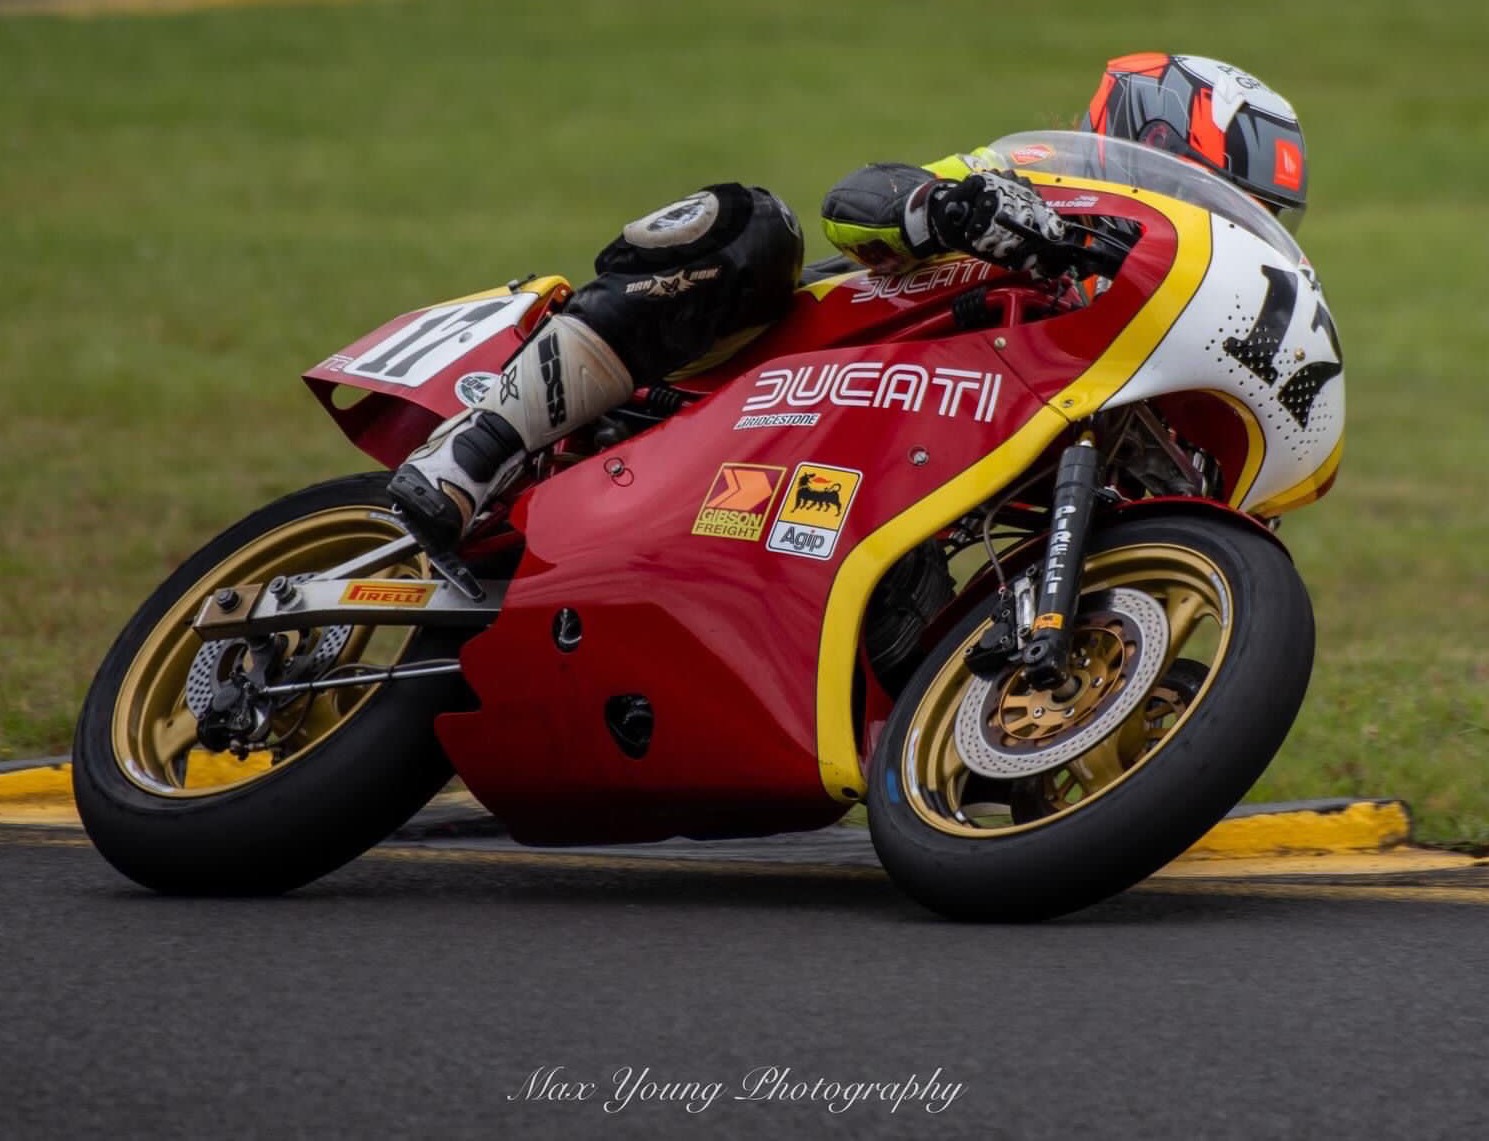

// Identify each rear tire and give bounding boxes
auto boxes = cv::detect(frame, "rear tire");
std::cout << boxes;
[73,474,469,895]
[868,513,1314,922]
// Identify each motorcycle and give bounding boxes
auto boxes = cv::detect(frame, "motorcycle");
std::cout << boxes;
[73,132,1344,920]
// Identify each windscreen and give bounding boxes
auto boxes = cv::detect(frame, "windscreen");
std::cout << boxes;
[989,130,1304,261]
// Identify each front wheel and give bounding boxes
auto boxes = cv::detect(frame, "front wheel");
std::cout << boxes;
[73,473,470,895]
[868,513,1314,922]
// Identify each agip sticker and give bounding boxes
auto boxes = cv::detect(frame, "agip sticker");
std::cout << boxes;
[766,462,863,561]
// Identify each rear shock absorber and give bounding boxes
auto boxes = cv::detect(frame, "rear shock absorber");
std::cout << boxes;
[1019,435,1100,692]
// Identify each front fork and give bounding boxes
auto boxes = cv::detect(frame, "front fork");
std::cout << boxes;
[1020,436,1101,691]
[965,436,1101,690]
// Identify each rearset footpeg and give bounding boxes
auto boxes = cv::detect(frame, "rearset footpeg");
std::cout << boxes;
[426,548,486,602]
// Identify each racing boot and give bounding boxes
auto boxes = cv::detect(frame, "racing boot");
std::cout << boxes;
[387,313,634,555]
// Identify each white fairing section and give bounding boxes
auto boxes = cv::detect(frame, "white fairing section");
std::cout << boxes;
[1107,217,1344,512]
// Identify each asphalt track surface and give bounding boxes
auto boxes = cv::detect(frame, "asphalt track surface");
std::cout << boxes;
[3,827,1488,1140]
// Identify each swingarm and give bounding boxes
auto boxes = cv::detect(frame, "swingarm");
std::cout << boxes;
[191,534,505,641]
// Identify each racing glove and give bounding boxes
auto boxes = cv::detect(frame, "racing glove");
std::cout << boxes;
[905,170,1067,272]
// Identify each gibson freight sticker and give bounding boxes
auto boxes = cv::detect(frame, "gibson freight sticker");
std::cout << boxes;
[691,463,788,542]
[340,581,438,607]
[766,462,863,561]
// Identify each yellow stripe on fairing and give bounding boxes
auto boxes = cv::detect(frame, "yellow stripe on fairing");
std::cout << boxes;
[441,275,572,306]
[1036,175,1215,422]
[814,406,1070,800]
[1249,434,1345,517]
[814,178,1215,802]
[800,270,864,301]
[1210,391,1267,508]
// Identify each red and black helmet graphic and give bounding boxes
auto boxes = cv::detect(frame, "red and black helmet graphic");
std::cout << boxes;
[1082,53,1308,231]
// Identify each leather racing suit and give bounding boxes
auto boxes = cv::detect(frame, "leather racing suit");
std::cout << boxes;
[386,148,1061,557]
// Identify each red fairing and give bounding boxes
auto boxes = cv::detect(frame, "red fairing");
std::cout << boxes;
[436,338,1051,844]
[312,189,1185,844]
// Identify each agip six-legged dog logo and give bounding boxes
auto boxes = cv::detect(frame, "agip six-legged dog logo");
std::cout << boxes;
[792,471,846,515]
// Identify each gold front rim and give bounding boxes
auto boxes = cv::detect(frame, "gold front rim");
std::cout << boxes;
[111,506,424,798]
[902,543,1232,839]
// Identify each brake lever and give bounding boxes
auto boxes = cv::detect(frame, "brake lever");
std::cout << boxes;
[950,198,1129,280]
[989,207,1088,279]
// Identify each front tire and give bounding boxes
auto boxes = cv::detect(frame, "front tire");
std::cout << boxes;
[868,513,1314,922]
[73,473,469,895]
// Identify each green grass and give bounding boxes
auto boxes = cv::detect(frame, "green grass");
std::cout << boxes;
[1,0,1485,839]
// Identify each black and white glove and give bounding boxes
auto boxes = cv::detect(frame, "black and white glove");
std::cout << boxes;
[916,171,1067,272]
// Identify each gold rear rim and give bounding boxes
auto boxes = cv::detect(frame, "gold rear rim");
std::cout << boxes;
[111,506,424,798]
[902,543,1232,839]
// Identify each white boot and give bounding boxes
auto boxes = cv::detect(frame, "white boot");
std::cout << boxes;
[388,314,633,552]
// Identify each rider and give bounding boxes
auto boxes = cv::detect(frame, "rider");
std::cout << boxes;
[388,53,1310,556]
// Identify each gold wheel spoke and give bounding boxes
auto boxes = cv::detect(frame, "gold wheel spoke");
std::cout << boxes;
[1071,734,1125,792]
[928,728,964,794]
[1002,712,1036,734]
[336,624,378,668]
[291,691,361,748]
[149,713,200,775]
[1115,701,1156,763]
[945,767,969,810]
[1162,588,1211,666]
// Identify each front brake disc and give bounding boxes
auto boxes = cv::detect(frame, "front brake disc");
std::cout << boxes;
[953,588,1170,779]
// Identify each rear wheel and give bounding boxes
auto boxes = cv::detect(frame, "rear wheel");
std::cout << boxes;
[868,513,1314,922]
[73,473,470,895]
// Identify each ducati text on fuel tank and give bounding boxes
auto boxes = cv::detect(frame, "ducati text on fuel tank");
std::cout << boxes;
[742,363,1003,423]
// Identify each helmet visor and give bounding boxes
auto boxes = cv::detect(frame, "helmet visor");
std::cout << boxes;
[1137,118,1307,234]
[1272,201,1306,236]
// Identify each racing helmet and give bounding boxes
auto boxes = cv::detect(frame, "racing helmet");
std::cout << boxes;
[1081,53,1308,233]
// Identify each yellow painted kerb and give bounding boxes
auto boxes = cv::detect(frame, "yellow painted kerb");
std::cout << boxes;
[0,765,79,825]
[1182,801,1413,859]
